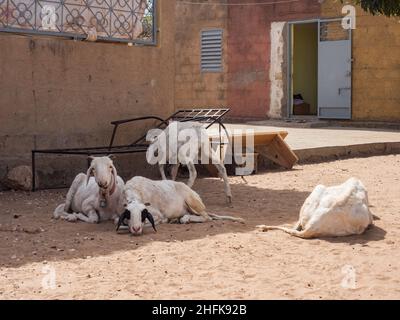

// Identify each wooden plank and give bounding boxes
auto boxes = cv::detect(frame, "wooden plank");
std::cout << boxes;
[209,131,289,147]
[207,129,298,170]
[256,134,299,169]
[236,131,288,147]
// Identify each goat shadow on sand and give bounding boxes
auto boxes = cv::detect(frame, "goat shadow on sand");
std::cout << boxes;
[320,217,386,245]
[0,176,386,268]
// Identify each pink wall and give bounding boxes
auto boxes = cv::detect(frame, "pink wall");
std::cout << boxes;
[227,0,321,118]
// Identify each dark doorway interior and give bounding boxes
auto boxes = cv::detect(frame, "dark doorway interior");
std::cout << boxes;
[292,22,318,116]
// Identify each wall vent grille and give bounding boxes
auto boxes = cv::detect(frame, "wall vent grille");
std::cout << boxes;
[201,29,223,72]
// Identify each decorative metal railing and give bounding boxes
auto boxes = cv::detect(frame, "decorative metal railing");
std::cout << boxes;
[0,0,156,44]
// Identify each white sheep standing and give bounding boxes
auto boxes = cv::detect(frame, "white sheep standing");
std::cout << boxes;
[117,176,244,235]
[257,177,373,238]
[147,121,233,203]
[54,156,125,223]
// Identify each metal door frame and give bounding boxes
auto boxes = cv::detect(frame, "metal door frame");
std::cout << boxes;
[287,18,352,119]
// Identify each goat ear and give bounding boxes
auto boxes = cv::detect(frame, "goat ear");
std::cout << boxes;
[142,209,156,232]
[116,210,130,232]
[141,209,148,222]
[86,166,93,185]
[109,165,117,195]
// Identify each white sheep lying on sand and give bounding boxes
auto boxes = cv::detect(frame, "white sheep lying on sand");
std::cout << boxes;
[54,156,125,223]
[257,177,373,238]
[116,176,244,235]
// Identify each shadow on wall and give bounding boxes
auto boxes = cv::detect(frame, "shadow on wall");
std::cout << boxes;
[32,153,160,190]
[0,177,385,268]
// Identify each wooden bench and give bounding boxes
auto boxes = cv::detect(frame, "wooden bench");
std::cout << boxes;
[207,130,298,175]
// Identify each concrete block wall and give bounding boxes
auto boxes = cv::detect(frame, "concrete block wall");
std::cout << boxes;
[322,1,400,122]
[174,1,228,109]
[2,0,400,189]
[0,0,176,188]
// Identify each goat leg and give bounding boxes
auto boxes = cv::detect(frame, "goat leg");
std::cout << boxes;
[186,162,197,188]
[213,163,232,204]
[170,164,180,180]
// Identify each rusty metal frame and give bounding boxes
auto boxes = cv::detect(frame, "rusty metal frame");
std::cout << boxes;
[31,108,230,191]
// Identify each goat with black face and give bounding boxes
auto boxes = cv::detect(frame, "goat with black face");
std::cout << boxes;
[116,176,244,236]
[117,203,157,235]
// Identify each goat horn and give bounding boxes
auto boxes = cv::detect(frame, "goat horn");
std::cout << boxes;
[116,210,130,232]
[86,165,93,186]
[109,165,117,195]
[142,209,156,232]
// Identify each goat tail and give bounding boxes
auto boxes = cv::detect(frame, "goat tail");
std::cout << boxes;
[184,187,244,223]
[185,189,207,216]
[256,224,312,238]
[208,213,245,223]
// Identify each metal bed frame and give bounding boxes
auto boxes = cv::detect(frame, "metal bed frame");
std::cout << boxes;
[31,108,230,191]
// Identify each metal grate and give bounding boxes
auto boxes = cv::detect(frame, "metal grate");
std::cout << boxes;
[201,29,223,72]
[31,108,230,190]
[169,108,230,126]
[0,0,156,44]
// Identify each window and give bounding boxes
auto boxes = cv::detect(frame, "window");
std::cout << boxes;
[201,29,223,72]
[0,0,156,44]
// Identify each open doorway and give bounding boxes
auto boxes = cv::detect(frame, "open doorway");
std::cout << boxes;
[290,22,318,117]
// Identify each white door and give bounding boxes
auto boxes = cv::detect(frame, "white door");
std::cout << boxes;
[318,19,352,119]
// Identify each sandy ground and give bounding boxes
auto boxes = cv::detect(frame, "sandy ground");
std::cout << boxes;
[0,154,399,300]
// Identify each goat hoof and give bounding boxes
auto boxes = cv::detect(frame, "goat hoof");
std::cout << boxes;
[62,214,78,222]
[256,224,267,232]
[180,216,190,224]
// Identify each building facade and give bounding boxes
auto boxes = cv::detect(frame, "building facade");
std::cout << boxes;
[1,0,399,187]
[174,0,400,121]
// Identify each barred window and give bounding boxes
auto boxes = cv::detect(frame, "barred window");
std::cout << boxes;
[0,0,156,44]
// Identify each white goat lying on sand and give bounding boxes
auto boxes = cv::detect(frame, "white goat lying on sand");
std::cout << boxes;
[116,176,244,235]
[54,156,125,223]
[257,177,373,238]
[147,121,232,203]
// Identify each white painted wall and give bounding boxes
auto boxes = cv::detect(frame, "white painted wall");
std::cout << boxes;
[269,22,287,119]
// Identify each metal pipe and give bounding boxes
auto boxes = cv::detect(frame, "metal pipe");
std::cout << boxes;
[109,125,118,149]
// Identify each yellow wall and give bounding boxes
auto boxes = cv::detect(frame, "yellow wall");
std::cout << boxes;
[322,1,400,121]
[293,23,318,115]
[0,1,176,187]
